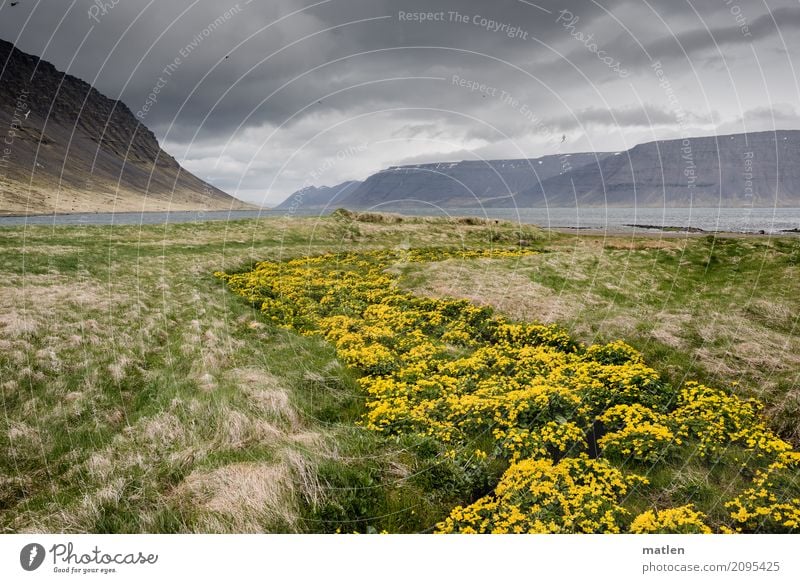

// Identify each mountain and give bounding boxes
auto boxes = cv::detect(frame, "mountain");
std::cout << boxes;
[0,39,252,215]
[337,154,614,209]
[279,130,800,210]
[275,180,361,210]
[504,130,800,207]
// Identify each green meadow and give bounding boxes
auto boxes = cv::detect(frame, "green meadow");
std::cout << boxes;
[1,212,798,533]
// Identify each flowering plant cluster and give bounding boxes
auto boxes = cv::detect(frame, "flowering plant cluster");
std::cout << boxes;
[218,247,799,533]
[598,404,675,463]
[629,505,712,534]
[438,456,646,533]
[725,452,800,532]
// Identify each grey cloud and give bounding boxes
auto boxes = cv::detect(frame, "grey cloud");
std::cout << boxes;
[715,103,800,135]
[0,0,797,204]
[743,103,799,124]
[639,5,800,67]
[553,104,680,130]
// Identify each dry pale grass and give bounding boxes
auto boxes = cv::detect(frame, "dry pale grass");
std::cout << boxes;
[2,275,116,306]
[15,348,328,532]
[166,366,329,532]
[107,355,131,383]
[232,367,300,426]
[745,298,797,330]
[696,313,800,375]
[0,275,124,344]
[411,260,590,324]
[215,410,283,450]
[179,461,298,533]
[649,313,692,348]
[6,421,41,448]
[139,412,187,448]
[0,312,38,337]
[551,233,691,251]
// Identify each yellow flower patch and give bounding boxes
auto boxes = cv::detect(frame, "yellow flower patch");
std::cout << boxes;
[725,452,800,532]
[630,505,712,534]
[218,247,800,533]
[437,456,646,533]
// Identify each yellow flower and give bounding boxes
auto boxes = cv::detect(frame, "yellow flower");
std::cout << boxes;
[630,505,712,534]
[217,247,800,535]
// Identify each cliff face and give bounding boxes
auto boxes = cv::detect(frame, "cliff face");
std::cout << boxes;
[279,131,800,210]
[0,39,250,214]
[339,154,614,208]
[273,154,601,209]
[511,130,800,207]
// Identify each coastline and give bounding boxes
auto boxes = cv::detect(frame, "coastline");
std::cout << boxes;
[2,207,798,236]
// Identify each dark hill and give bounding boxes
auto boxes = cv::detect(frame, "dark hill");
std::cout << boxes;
[0,39,252,215]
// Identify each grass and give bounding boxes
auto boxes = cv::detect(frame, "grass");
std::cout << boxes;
[0,212,797,532]
[0,214,542,533]
[400,233,800,446]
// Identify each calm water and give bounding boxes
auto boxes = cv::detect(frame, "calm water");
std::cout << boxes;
[1,207,799,234]
[385,207,800,234]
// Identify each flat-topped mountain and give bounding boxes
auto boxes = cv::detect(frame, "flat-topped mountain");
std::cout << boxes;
[330,154,613,209]
[279,130,800,209]
[505,130,800,208]
[0,39,251,215]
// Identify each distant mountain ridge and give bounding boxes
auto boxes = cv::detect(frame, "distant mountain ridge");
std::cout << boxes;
[503,130,800,208]
[279,130,800,209]
[0,38,251,215]
[274,180,360,210]
[341,154,614,208]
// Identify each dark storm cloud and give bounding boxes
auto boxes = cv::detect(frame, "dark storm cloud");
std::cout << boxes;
[0,0,620,135]
[638,5,800,66]
[0,0,797,204]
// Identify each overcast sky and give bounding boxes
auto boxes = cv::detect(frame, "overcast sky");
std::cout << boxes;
[2,0,799,205]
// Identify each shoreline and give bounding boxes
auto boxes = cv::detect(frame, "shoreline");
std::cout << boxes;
[548,226,797,238]
[1,208,798,236]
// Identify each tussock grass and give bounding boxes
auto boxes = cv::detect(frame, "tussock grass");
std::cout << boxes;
[1,213,797,532]
[1,213,536,532]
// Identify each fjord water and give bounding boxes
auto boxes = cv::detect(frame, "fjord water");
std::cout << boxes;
[382,207,800,234]
[1,207,799,233]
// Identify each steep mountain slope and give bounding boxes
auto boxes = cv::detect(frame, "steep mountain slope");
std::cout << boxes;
[0,39,251,215]
[508,131,800,207]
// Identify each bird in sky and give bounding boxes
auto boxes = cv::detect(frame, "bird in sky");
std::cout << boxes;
[561,134,566,143]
